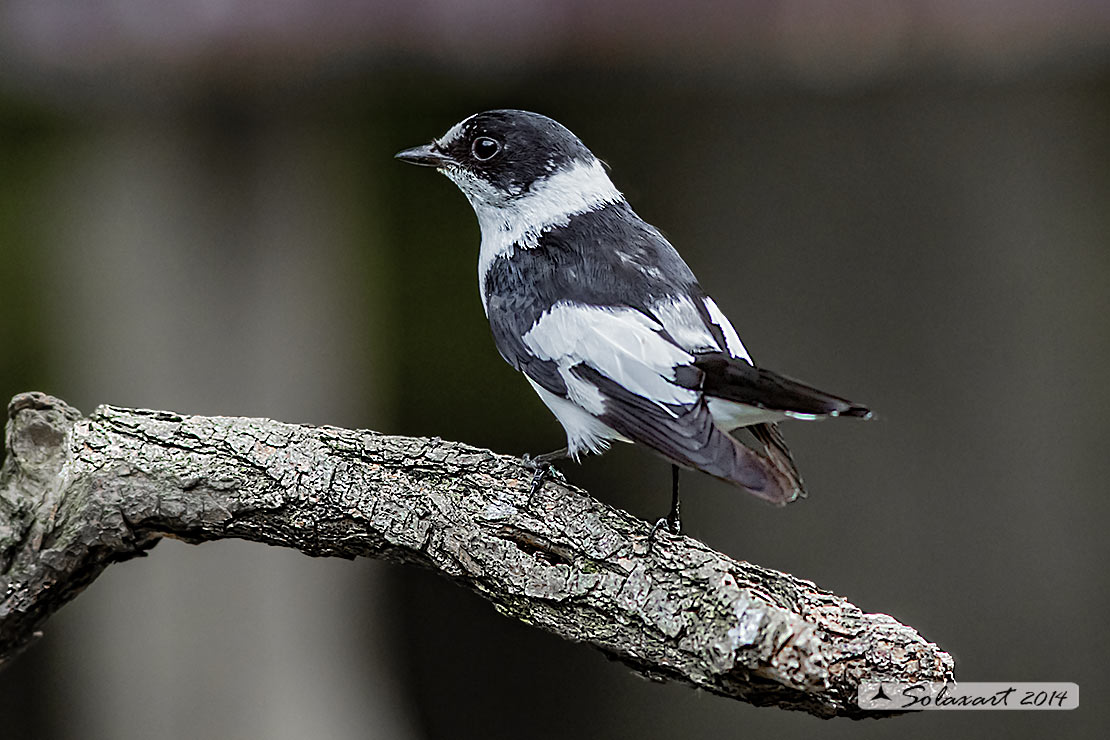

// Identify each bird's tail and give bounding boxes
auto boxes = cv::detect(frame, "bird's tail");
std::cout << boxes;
[570,364,807,505]
[747,422,806,502]
[688,420,804,506]
[693,351,872,419]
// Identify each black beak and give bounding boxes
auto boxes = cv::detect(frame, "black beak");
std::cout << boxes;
[395,143,455,168]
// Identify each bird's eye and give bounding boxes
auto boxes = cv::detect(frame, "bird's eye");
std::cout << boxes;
[471,136,501,161]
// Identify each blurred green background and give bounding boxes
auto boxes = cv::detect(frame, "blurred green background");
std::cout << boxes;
[1,2,1107,739]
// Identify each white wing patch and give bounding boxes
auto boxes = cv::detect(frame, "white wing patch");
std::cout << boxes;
[703,297,752,363]
[522,302,699,411]
[445,159,623,312]
[652,294,721,353]
[686,297,772,432]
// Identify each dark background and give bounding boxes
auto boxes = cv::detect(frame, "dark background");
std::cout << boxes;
[1,2,1106,739]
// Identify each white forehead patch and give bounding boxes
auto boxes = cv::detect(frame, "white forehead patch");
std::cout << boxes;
[438,115,474,148]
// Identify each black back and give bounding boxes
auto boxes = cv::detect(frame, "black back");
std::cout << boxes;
[483,201,703,385]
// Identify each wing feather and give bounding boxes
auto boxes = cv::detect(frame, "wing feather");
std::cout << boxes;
[516,301,798,503]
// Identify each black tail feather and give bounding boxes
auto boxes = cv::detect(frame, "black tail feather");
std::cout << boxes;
[692,352,872,419]
[748,422,806,501]
[572,363,802,505]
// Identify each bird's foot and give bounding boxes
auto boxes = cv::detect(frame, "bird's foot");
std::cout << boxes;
[646,510,682,553]
[521,451,567,506]
[645,464,682,553]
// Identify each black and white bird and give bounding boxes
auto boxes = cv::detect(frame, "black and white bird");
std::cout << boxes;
[396,110,870,535]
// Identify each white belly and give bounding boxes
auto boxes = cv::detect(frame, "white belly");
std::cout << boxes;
[526,377,629,459]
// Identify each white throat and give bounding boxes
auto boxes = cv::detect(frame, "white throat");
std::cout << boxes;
[443,158,624,313]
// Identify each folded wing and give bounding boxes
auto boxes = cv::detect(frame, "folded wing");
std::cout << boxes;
[516,301,800,504]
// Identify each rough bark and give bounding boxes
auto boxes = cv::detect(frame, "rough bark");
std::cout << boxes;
[0,391,952,718]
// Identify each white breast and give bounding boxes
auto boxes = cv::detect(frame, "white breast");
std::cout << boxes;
[443,158,624,313]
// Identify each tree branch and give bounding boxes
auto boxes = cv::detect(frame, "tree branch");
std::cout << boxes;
[0,391,952,718]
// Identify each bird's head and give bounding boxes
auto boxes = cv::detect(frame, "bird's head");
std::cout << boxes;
[396,110,621,216]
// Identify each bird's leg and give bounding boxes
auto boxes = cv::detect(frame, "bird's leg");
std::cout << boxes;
[522,447,569,505]
[648,465,682,549]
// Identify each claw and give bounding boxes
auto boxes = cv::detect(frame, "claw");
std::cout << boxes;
[522,450,568,507]
[528,464,551,499]
[646,511,681,553]
[646,466,682,554]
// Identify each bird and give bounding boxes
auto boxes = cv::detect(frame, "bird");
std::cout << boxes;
[396,109,871,537]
